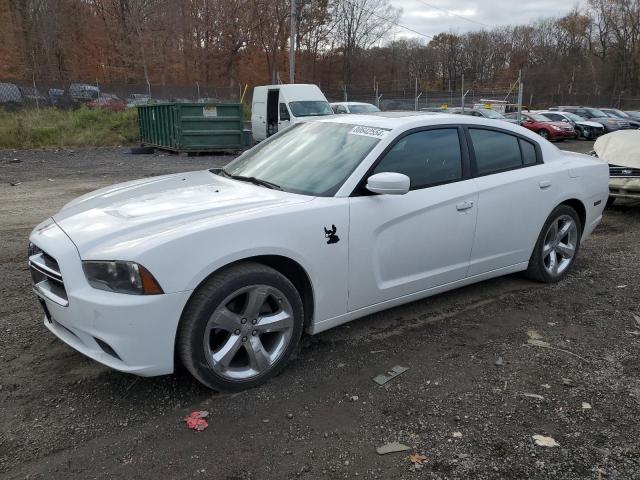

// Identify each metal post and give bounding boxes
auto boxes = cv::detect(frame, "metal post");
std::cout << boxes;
[414,77,418,111]
[461,74,464,113]
[289,0,296,84]
[516,70,523,123]
[196,82,200,102]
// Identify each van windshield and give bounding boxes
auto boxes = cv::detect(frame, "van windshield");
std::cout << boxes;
[221,122,384,196]
[288,101,333,117]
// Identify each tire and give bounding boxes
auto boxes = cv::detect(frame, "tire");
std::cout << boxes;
[538,129,550,140]
[526,205,582,283]
[606,197,616,208]
[177,262,304,391]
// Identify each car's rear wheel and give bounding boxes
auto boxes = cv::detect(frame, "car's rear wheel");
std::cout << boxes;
[538,129,550,140]
[177,262,304,391]
[526,205,581,283]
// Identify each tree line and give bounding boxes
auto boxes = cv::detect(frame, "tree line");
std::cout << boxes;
[1,0,639,99]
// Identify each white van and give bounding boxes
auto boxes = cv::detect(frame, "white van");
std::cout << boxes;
[251,84,333,142]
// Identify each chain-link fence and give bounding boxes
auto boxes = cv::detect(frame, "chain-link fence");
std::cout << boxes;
[2,78,640,113]
[0,80,244,112]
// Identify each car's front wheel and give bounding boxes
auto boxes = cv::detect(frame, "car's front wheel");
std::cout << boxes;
[177,262,304,391]
[526,205,581,283]
[538,129,550,140]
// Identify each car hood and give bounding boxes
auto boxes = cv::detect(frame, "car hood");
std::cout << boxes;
[576,120,603,128]
[594,130,640,168]
[53,170,313,257]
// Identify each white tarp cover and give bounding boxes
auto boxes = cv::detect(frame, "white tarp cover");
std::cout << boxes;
[594,130,640,168]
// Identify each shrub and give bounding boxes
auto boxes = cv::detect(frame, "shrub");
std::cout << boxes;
[0,106,139,149]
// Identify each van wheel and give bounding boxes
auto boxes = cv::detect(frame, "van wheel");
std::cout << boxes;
[526,205,581,283]
[177,262,304,391]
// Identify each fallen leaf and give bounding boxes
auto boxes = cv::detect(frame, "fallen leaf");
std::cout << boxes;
[541,384,551,389]
[634,314,640,327]
[582,402,592,410]
[532,435,559,447]
[522,393,545,400]
[626,331,640,336]
[452,431,463,438]
[528,339,551,348]
[617,285,627,288]
[409,453,428,464]
[527,330,543,340]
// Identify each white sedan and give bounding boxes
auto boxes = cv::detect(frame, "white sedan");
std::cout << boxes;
[29,112,609,390]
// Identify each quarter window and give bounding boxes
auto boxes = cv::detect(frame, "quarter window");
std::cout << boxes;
[469,129,524,175]
[373,129,462,189]
[520,139,537,165]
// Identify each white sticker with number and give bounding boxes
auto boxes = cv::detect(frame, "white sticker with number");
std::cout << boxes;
[348,125,389,139]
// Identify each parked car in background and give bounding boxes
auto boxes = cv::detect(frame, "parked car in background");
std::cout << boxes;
[48,88,75,109]
[625,111,640,121]
[0,82,23,111]
[507,112,575,141]
[87,94,126,112]
[68,83,100,103]
[455,107,520,124]
[591,130,640,206]
[127,94,151,108]
[18,86,49,107]
[330,102,380,114]
[550,106,631,132]
[538,110,604,140]
[599,108,640,129]
[251,84,333,142]
[29,112,608,390]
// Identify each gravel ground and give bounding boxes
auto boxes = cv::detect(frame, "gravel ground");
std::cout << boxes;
[1,141,639,479]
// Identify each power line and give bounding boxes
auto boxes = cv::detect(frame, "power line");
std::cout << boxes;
[343,0,433,40]
[413,0,492,28]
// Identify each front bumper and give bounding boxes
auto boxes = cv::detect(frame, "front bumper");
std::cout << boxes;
[609,177,640,200]
[29,219,192,376]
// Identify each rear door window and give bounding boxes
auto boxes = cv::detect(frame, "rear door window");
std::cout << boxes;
[469,129,524,176]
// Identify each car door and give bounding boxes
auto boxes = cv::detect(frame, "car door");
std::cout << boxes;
[466,127,558,276]
[279,102,291,130]
[348,127,479,311]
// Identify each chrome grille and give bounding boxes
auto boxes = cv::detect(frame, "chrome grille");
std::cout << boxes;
[29,244,68,306]
[609,164,640,178]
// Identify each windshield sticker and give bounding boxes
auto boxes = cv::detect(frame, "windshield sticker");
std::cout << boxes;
[348,125,389,139]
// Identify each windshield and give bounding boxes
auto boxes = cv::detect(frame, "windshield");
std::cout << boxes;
[222,122,384,196]
[607,109,629,119]
[288,101,333,117]
[563,112,584,122]
[530,113,551,121]
[349,104,380,114]
[587,108,607,117]
[480,109,505,119]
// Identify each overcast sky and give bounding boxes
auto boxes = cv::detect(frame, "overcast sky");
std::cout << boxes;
[387,0,585,41]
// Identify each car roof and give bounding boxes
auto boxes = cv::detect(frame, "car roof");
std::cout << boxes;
[330,101,375,106]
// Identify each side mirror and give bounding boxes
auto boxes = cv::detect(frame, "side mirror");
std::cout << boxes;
[366,172,410,195]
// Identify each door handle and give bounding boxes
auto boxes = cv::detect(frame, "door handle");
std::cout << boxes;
[456,200,474,211]
[539,180,552,189]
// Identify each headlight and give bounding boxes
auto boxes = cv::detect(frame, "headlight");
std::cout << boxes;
[550,125,561,131]
[82,261,164,295]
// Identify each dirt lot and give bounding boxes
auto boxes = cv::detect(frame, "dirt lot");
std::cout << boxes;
[1,141,639,479]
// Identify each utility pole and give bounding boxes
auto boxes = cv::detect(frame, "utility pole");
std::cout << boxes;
[517,70,523,123]
[289,0,296,84]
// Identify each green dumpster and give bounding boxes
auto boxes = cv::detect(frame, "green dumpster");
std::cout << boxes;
[137,103,243,153]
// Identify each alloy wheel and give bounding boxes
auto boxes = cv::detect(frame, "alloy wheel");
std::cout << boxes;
[541,214,578,277]
[203,285,294,380]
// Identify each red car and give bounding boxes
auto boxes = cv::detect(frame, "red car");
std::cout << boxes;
[507,112,576,141]
[87,94,126,112]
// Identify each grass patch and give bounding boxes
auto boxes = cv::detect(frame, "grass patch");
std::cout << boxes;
[0,107,139,149]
